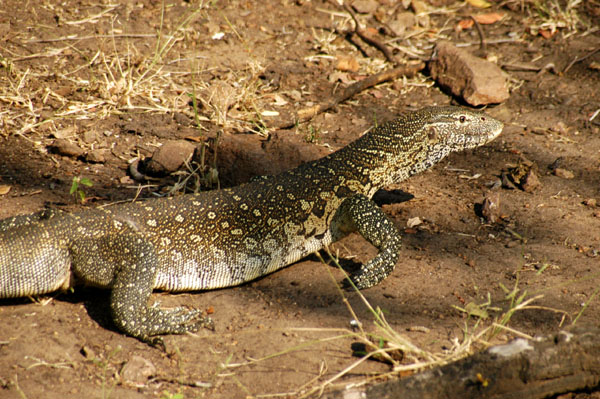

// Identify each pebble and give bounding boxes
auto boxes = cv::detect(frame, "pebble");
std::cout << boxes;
[388,12,416,37]
[521,169,541,193]
[506,240,520,248]
[336,55,360,72]
[85,149,106,163]
[52,126,78,139]
[583,198,597,207]
[82,131,98,144]
[50,139,85,158]
[553,168,575,179]
[505,159,541,192]
[481,191,501,224]
[352,0,378,14]
[120,355,156,387]
[80,345,96,360]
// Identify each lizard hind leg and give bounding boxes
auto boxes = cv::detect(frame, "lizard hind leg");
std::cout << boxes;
[72,234,212,343]
[108,235,213,342]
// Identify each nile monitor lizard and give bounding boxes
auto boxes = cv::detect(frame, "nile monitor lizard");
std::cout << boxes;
[0,106,503,343]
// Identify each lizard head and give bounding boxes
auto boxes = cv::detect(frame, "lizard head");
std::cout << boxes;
[342,106,504,188]
[384,106,504,181]
[419,106,504,152]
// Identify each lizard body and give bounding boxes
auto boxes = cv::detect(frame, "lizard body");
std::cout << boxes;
[0,106,503,341]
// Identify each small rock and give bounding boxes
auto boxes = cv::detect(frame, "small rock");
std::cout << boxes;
[410,0,431,26]
[53,85,74,97]
[429,41,509,105]
[388,12,416,37]
[501,172,516,190]
[85,149,106,163]
[410,0,430,14]
[553,168,575,179]
[0,185,11,195]
[406,216,423,228]
[121,355,156,387]
[352,0,378,14]
[288,90,302,102]
[336,55,360,72]
[52,126,78,139]
[505,159,541,192]
[481,191,501,223]
[49,139,85,158]
[583,198,597,207]
[82,131,98,144]
[547,157,563,172]
[521,169,541,193]
[120,175,134,185]
[80,345,96,360]
[145,140,197,175]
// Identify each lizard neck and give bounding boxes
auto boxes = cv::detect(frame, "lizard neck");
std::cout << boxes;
[326,118,443,198]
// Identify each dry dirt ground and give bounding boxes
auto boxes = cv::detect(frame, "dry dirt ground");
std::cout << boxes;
[1,1,599,398]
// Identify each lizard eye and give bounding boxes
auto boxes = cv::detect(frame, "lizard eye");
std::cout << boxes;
[459,115,466,123]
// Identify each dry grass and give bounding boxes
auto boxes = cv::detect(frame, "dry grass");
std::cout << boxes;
[528,0,588,36]
[212,250,573,398]
[0,0,594,143]
[0,1,274,143]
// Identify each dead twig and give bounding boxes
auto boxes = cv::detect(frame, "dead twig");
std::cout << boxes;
[271,62,425,130]
[469,15,487,55]
[563,46,600,73]
[342,3,398,65]
[25,33,157,44]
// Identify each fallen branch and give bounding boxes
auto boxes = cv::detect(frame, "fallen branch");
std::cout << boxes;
[271,62,424,130]
[324,326,600,399]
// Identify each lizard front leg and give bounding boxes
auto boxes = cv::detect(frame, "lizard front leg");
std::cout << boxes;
[331,194,402,289]
[70,234,213,343]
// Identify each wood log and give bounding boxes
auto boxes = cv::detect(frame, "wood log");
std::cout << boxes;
[324,326,600,399]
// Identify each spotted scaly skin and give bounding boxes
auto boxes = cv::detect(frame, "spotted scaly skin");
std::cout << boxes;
[0,106,503,342]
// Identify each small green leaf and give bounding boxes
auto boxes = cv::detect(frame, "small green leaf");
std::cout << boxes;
[79,177,93,187]
[464,302,489,319]
[70,178,79,195]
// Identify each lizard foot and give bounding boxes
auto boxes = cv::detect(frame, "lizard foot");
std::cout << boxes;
[348,256,396,290]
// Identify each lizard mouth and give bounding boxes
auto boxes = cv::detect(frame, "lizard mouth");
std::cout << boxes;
[490,124,504,139]
[485,118,504,141]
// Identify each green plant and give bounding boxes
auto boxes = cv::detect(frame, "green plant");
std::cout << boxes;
[70,176,93,203]
[304,125,321,143]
